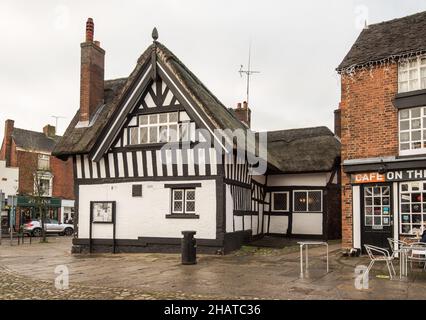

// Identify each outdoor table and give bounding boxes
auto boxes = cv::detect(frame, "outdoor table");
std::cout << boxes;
[297,241,329,279]
[399,245,426,278]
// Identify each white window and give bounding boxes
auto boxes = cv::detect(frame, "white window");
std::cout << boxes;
[172,189,196,214]
[293,190,323,213]
[34,172,53,197]
[400,181,426,235]
[399,107,426,155]
[398,55,426,93]
[38,154,50,170]
[271,192,289,212]
[364,186,391,227]
[127,112,192,145]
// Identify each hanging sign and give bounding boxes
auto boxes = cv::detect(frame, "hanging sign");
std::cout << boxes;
[351,169,426,183]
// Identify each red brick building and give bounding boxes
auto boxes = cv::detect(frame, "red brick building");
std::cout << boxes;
[0,120,75,227]
[337,11,426,252]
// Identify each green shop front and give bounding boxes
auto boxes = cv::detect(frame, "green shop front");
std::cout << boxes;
[16,196,61,226]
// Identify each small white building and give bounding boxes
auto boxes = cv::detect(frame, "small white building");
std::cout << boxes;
[53,20,341,254]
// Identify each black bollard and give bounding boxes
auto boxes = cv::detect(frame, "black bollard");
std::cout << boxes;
[181,231,197,265]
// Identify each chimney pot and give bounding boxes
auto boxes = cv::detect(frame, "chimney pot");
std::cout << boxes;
[243,101,248,109]
[80,18,105,124]
[237,102,242,109]
[86,18,94,42]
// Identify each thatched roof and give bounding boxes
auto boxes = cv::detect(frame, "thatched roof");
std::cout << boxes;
[265,126,340,173]
[12,128,60,153]
[337,11,426,72]
[53,41,251,159]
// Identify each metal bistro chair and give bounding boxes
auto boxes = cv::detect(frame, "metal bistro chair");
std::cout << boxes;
[364,244,396,280]
[407,242,426,271]
[387,238,408,258]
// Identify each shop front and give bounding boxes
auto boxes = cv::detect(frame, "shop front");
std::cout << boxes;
[345,163,426,252]
[16,196,62,225]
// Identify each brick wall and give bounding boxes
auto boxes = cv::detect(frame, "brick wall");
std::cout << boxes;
[51,156,74,200]
[339,64,398,248]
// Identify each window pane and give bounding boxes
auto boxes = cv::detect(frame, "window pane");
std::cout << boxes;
[400,132,410,142]
[169,112,178,123]
[186,190,195,200]
[173,201,183,212]
[159,113,168,123]
[409,69,419,80]
[399,82,408,92]
[149,127,158,143]
[308,191,322,211]
[159,125,168,142]
[410,80,419,91]
[399,70,408,81]
[400,120,409,131]
[365,216,373,226]
[412,130,421,141]
[412,108,421,118]
[400,143,410,150]
[400,109,410,119]
[273,192,288,211]
[140,127,148,144]
[186,201,195,212]
[139,115,148,125]
[129,127,138,145]
[412,119,421,129]
[149,114,158,124]
[169,124,178,142]
[180,122,189,141]
[294,192,307,212]
[174,190,183,200]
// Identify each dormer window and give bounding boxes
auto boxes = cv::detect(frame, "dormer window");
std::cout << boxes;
[399,107,426,155]
[398,56,426,93]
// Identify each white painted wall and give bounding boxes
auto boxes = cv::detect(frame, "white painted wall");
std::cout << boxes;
[267,172,329,187]
[234,215,243,231]
[292,213,323,235]
[352,186,361,249]
[269,216,289,234]
[0,160,18,197]
[78,179,217,240]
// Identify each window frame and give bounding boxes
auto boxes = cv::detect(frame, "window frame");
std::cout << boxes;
[37,154,50,171]
[398,55,426,93]
[398,106,426,155]
[171,188,197,215]
[271,191,289,212]
[127,111,192,146]
[292,190,323,213]
[399,181,426,236]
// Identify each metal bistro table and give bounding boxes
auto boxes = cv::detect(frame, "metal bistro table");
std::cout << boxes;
[298,241,329,279]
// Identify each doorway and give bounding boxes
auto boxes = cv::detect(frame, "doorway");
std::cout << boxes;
[361,184,393,251]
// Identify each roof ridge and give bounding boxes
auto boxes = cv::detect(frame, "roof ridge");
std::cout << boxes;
[367,10,426,28]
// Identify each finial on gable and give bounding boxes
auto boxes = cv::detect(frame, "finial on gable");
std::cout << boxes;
[152,27,159,41]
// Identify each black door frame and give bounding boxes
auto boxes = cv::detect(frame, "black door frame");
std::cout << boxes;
[360,183,394,251]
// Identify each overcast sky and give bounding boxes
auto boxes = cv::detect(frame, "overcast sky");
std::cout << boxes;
[1,0,426,137]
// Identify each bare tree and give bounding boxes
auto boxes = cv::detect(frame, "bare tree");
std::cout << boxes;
[19,134,54,243]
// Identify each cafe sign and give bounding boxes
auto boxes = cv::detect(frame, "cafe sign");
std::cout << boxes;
[351,169,426,184]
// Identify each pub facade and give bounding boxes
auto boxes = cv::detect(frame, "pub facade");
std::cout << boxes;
[337,11,426,251]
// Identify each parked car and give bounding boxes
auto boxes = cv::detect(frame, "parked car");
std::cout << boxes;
[24,219,74,237]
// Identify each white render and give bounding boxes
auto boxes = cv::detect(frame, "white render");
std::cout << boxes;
[267,173,330,187]
[0,160,18,197]
[78,179,217,240]
[292,213,323,235]
[352,185,361,249]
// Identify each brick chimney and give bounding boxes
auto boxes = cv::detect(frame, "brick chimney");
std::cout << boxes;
[2,119,14,166]
[43,124,56,138]
[79,18,105,124]
[233,101,252,128]
[334,106,341,138]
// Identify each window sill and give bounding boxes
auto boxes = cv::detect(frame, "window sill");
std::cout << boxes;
[165,214,199,219]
